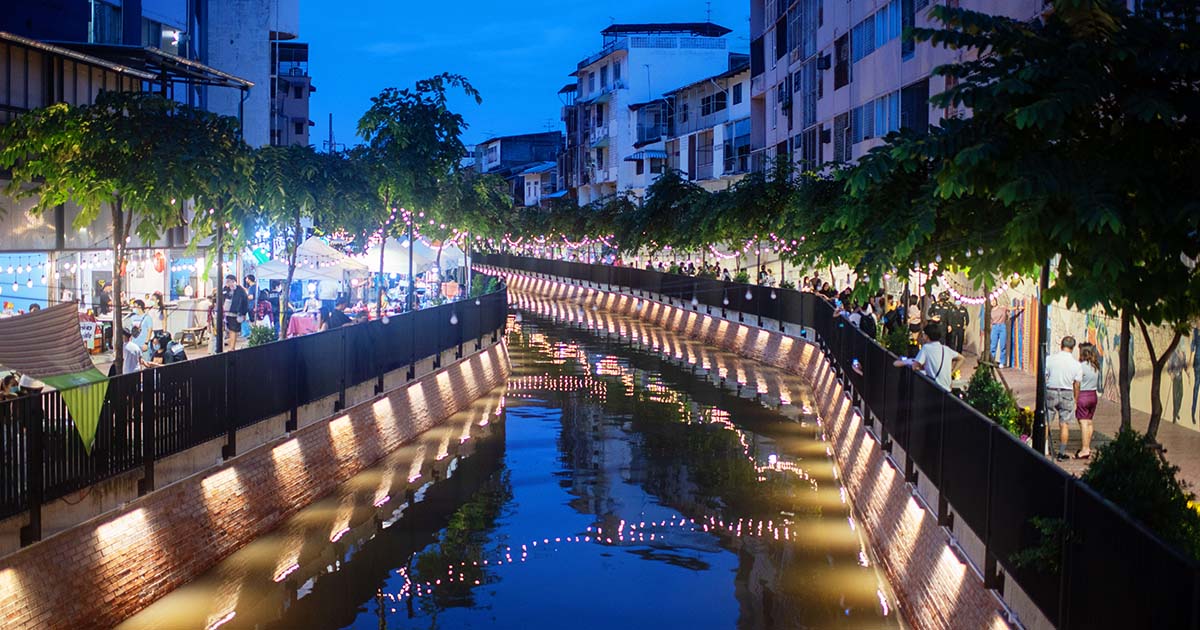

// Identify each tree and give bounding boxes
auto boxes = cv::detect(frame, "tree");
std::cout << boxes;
[253,145,341,337]
[0,91,246,371]
[357,74,481,311]
[910,0,1200,441]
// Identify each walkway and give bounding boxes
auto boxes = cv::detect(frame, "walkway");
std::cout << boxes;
[960,353,1200,488]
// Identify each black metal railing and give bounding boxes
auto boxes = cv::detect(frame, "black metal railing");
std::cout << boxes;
[0,284,508,542]
[479,253,1200,630]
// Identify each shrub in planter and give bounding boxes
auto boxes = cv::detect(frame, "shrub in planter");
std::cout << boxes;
[779,279,795,290]
[882,326,912,357]
[732,270,750,284]
[1082,429,1200,561]
[247,324,278,347]
[964,366,1020,436]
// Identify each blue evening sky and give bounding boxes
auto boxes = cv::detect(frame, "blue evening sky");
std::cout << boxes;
[300,0,749,151]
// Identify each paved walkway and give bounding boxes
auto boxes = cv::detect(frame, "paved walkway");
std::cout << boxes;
[960,353,1200,489]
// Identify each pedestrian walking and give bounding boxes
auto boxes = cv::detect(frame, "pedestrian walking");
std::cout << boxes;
[1045,336,1083,461]
[1075,342,1100,459]
[222,274,250,351]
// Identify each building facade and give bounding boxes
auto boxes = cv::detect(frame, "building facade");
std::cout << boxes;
[748,0,1042,170]
[271,41,315,146]
[662,57,752,191]
[561,23,738,205]
[474,132,564,207]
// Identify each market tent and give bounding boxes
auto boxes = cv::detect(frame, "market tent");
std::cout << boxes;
[251,259,344,283]
[250,237,369,281]
[356,238,439,275]
[295,236,368,272]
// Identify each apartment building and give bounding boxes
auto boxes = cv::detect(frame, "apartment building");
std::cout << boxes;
[560,23,738,205]
[748,0,1042,169]
[474,132,564,206]
[662,56,752,191]
[271,41,315,146]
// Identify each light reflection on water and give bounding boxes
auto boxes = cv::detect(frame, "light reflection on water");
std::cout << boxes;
[118,294,901,630]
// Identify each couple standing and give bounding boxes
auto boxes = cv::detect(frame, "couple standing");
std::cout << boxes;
[1045,336,1102,460]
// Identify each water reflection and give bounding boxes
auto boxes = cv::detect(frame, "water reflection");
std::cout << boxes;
[119,293,899,629]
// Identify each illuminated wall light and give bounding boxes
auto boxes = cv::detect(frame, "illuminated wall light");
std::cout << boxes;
[330,527,351,543]
[206,611,236,630]
[273,563,301,583]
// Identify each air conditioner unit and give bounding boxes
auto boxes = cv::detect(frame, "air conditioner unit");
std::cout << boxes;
[817,55,831,70]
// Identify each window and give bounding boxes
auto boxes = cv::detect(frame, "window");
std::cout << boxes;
[722,118,752,173]
[775,17,788,61]
[589,72,596,92]
[902,0,916,59]
[700,91,727,116]
[594,103,605,127]
[900,79,930,132]
[294,121,304,136]
[293,85,303,99]
[680,102,689,123]
[834,34,849,90]
[750,36,765,78]
[802,60,818,128]
[732,82,743,105]
[600,65,609,89]
[613,61,621,82]
[649,158,666,174]
[799,127,819,169]
[594,147,605,168]
[833,112,850,162]
[636,159,645,175]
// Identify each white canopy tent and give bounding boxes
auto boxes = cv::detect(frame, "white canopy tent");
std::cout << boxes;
[250,236,369,281]
[356,239,464,275]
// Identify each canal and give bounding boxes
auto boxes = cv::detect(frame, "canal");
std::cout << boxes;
[119,294,900,629]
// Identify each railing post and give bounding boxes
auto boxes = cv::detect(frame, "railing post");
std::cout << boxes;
[983,425,1004,590]
[138,368,155,495]
[19,397,43,547]
[1058,480,1075,629]
[222,353,237,460]
[335,327,347,412]
[287,340,298,432]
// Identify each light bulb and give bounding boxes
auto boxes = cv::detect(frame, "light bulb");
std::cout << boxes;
[723,297,729,306]
[515,312,523,322]
[691,297,698,307]
[5,266,11,274]
[770,290,777,300]
[10,282,16,292]
[450,313,458,325]
[745,289,753,301]
[475,298,481,306]
[26,279,32,288]
[382,315,390,325]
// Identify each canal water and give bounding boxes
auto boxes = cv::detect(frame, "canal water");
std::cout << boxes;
[119,294,900,629]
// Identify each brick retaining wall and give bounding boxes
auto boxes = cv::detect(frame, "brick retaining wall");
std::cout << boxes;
[490,267,1014,630]
[0,339,510,630]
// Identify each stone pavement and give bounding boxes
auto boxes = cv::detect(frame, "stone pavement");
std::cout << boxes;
[960,353,1200,490]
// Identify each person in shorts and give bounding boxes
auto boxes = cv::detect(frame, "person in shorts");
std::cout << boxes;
[1045,336,1082,460]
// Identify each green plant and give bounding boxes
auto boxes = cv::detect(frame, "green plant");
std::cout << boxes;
[1082,429,1200,561]
[964,366,1020,436]
[779,279,796,290]
[732,270,750,284]
[882,326,912,357]
[1012,516,1071,574]
[470,274,499,297]
[247,324,278,347]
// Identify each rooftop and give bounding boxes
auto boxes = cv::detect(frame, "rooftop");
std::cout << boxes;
[46,41,253,89]
[663,54,751,96]
[600,23,731,38]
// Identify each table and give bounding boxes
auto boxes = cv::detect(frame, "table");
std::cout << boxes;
[286,313,319,337]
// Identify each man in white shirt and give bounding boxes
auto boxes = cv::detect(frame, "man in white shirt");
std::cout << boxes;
[895,323,962,392]
[1045,336,1083,460]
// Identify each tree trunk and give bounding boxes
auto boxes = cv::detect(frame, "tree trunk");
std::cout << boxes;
[377,234,387,318]
[1119,310,1133,432]
[214,223,225,353]
[111,198,125,373]
[280,208,302,338]
[1140,319,1183,443]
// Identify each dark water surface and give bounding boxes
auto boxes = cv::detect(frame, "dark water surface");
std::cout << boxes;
[119,294,900,629]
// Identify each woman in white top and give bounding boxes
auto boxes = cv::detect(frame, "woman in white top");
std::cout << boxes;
[1075,342,1101,459]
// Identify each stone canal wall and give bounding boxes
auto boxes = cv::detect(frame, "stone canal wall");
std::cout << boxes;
[489,267,1015,630]
[0,337,510,630]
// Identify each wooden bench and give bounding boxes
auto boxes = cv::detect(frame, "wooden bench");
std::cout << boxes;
[178,326,208,348]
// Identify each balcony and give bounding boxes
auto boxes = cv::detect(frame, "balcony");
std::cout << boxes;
[578,38,629,70]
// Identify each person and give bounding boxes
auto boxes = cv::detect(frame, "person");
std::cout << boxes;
[1168,345,1187,424]
[304,290,322,313]
[222,274,249,351]
[121,326,145,375]
[150,291,167,336]
[948,299,969,353]
[906,295,923,333]
[1075,342,1101,459]
[722,268,732,282]
[321,299,352,331]
[1045,336,1083,461]
[859,303,878,339]
[256,289,275,327]
[98,283,113,316]
[990,296,1025,367]
[896,323,962,392]
[129,299,154,355]
[243,275,257,312]
[846,303,863,328]
[0,374,19,400]
[28,303,40,313]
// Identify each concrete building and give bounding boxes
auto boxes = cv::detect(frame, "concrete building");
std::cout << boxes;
[662,56,751,191]
[474,132,564,206]
[271,41,315,146]
[747,0,1042,170]
[561,23,739,205]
